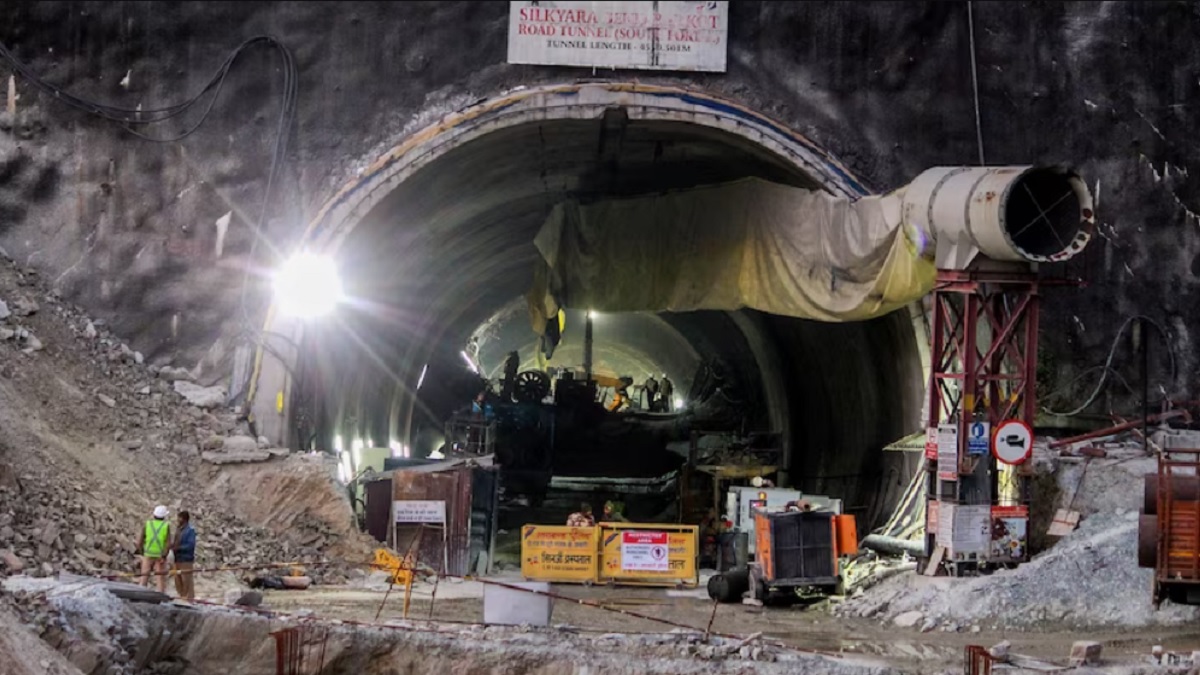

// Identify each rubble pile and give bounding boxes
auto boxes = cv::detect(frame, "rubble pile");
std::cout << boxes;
[838,509,1200,631]
[0,257,361,586]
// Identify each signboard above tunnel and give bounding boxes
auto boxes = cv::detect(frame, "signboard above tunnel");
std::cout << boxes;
[507,1,729,73]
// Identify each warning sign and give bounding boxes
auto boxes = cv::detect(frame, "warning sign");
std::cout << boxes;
[936,423,959,480]
[620,531,669,572]
[520,526,599,583]
[598,526,697,585]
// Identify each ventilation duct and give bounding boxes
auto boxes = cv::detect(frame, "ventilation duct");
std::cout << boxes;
[902,166,1095,269]
[528,166,1093,338]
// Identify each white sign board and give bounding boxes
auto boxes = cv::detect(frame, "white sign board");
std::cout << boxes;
[992,420,1033,465]
[393,500,446,524]
[507,1,729,73]
[952,505,991,557]
[935,503,990,557]
[620,530,669,572]
[936,423,959,481]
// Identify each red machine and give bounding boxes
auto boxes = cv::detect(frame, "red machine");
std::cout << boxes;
[1139,448,1200,605]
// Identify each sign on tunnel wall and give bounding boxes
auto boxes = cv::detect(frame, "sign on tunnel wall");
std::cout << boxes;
[507,1,729,72]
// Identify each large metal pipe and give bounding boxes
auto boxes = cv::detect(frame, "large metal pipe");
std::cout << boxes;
[861,533,925,557]
[902,166,1095,269]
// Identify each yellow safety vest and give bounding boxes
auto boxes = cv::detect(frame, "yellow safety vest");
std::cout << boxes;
[143,519,169,558]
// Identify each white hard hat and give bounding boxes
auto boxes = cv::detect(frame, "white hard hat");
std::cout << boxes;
[751,476,764,488]
[153,505,169,519]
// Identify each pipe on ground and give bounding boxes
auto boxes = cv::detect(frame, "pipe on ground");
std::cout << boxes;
[861,534,925,557]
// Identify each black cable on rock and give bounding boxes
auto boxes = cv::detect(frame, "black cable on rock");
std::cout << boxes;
[1,35,300,395]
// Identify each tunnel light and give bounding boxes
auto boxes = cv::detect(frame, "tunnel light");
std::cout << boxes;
[351,438,364,468]
[417,363,428,390]
[390,440,404,458]
[333,434,343,452]
[674,397,684,411]
[460,350,480,374]
[273,252,343,318]
[337,462,347,483]
[587,310,597,320]
[340,452,354,482]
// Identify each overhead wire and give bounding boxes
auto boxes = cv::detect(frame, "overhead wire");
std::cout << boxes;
[966,1,986,165]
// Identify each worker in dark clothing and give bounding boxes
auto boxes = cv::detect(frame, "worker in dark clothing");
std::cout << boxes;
[659,374,675,411]
[171,510,197,601]
[643,376,659,411]
[501,351,520,401]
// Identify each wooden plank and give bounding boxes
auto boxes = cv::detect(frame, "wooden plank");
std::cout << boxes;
[1046,509,1080,537]
[922,545,945,576]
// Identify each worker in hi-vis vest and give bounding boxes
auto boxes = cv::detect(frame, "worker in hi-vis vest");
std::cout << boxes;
[136,505,172,593]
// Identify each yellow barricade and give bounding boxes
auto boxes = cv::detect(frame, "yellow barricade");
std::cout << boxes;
[520,525,599,584]
[597,523,698,587]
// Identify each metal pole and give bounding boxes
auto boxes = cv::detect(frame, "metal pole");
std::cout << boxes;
[1142,317,1150,455]
[583,312,594,381]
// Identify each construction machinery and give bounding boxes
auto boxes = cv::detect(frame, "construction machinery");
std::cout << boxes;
[724,485,842,556]
[1138,447,1200,605]
[707,508,858,604]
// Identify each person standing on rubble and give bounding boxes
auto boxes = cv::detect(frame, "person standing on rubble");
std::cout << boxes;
[171,510,196,602]
[136,505,172,593]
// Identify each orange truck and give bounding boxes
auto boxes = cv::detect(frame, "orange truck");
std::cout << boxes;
[1139,448,1200,606]
[707,509,857,604]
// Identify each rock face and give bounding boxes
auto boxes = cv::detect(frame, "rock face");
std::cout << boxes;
[0,259,361,586]
[0,1,1193,420]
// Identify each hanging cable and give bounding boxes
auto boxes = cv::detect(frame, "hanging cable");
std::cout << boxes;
[1041,315,1176,417]
[2,36,300,398]
[966,1,986,165]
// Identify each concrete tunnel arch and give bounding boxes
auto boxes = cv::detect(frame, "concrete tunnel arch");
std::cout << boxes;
[250,82,929,519]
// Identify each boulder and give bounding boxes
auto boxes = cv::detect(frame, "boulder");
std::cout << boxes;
[0,300,9,321]
[173,381,225,409]
[158,367,194,383]
[222,436,259,453]
[202,450,271,465]
[0,549,25,572]
[11,297,37,316]
[225,589,263,607]
[893,611,924,628]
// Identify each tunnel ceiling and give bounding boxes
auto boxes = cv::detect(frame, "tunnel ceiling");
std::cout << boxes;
[337,115,818,349]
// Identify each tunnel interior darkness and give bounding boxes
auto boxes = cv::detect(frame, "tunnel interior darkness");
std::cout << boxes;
[292,112,924,521]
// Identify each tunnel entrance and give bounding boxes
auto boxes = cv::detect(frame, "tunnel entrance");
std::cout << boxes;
[272,84,924,535]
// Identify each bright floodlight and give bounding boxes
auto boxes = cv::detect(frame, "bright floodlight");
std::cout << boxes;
[274,252,343,318]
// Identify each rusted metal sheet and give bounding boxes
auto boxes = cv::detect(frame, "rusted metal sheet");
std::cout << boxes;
[1145,448,1200,606]
[392,468,473,576]
[364,477,392,543]
[964,645,994,675]
[271,625,328,675]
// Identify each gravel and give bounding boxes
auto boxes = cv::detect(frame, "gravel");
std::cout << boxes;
[837,510,1200,630]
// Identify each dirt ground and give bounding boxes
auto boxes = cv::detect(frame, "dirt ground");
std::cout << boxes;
[254,578,1200,672]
